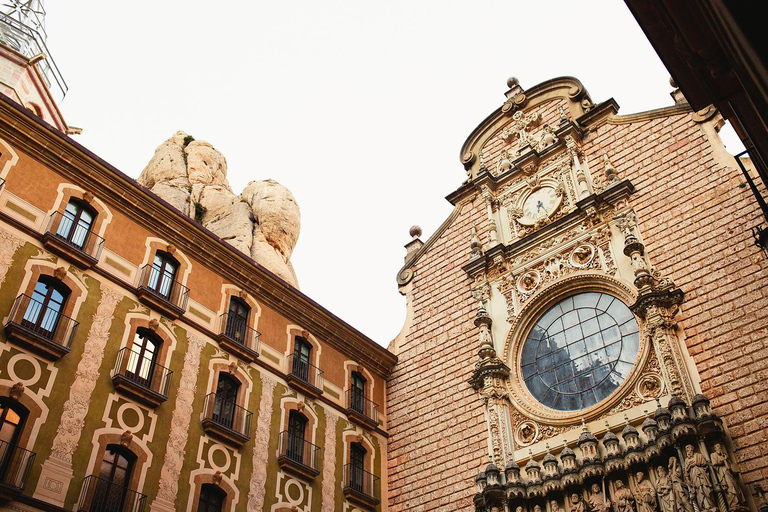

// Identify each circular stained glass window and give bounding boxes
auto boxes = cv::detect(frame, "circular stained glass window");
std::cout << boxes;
[520,292,640,411]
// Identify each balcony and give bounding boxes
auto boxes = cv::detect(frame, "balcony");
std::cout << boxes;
[343,464,380,508]
[216,313,260,363]
[111,348,173,408]
[4,294,78,360]
[77,475,146,512]
[285,354,324,398]
[277,430,321,480]
[0,441,35,498]
[201,393,253,447]
[135,264,189,319]
[345,390,379,429]
[42,211,104,269]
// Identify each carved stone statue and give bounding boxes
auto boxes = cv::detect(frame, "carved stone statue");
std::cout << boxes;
[656,465,676,512]
[588,483,612,512]
[711,443,744,510]
[669,457,694,512]
[570,493,587,512]
[635,471,658,512]
[535,505,542,512]
[684,445,717,512]
[551,499,566,512]
[614,480,636,512]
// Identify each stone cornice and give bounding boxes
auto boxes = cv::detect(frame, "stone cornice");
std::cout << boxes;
[607,103,693,125]
[0,94,397,378]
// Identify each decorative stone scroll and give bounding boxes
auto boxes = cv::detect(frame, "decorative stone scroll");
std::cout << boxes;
[321,414,339,512]
[247,375,277,511]
[0,228,24,286]
[152,334,206,511]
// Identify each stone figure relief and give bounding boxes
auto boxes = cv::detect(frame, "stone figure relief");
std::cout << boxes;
[669,457,694,512]
[656,465,676,512]
[684,445,717,512]
[711,443,744,510]
[552,499,566,512]
[570,493,587,512]
[614,480,636,512]
[0,228,24,286]
[589,483,612,512]
[635,471,658,512]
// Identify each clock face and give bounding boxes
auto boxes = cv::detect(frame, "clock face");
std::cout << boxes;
[520,186,560,225]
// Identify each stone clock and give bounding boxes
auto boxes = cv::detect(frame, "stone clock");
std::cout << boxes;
[519,185,562,225]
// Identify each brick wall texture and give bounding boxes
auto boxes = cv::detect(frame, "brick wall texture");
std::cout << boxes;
[387,99,768,510]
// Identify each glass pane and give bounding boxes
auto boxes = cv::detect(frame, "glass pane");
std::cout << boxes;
[521,292,640,411]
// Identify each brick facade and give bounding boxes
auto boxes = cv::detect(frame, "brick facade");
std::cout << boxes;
[387,79,768,510]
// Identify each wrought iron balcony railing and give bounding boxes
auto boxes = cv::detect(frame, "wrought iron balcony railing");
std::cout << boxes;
[76,475,146,512]
[345,390,379,427]
[0,440,36,492]
[111,348,173,406]
[43,210,105,264]
[202,393,253,445]
[286,354,324,391]
[216,313,261,362]
[343,463,380,504]
[136,264,189,316]
[278,430,321,473]
[5,294,78,358]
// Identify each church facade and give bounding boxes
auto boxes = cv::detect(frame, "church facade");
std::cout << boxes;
[387,76,768,512]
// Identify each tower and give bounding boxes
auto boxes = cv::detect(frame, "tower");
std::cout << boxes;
[0,0,71,133]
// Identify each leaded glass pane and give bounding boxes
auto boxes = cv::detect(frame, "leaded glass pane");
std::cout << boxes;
[520,292,640,411]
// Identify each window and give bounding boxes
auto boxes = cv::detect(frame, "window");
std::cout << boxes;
[0,399,27,487]
[350,443,366,493]
[197,484,226,512]
[350,373,366,415]
[93,445,136,512]
[520,292,640,411]
[125,329,161,388]
[212,374,240,430]
[292,337,312,382]
[286,411,307,464]
[225,297,250,343]
[22,277,70,339]
[147,252,178,299]
[55,199,95,249]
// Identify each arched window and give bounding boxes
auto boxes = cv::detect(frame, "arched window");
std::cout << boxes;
[125,329,162,388]
[286,411,307,464]
[147,252,178,299]
[225,297,250,343]
[292,337,312,382]
[56,199,96,249]
[0,399,29,488]
[212,374,240,430]
[350,443,366,492]
[350,372,366,414]
[93,444,137,512]
[21,277,70,339]
[198,483,227,512]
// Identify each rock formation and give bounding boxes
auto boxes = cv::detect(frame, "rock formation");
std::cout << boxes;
[137,131,300,287]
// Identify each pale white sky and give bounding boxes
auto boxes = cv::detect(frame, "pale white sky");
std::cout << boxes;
[41,1,725,346]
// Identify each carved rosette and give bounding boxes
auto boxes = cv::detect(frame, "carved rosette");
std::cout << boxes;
[321,414,338,512]
[247,375,277,511]
[154,334,206,506]
[49,286,123,463]
[0,228,24,286]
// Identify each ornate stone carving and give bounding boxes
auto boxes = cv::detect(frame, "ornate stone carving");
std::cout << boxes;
[0,228,24,286]
[9,382,24,400]
[684,445,718,512]
[54,266,67,280]
[321,413,338,512]
[247,375,277,511]
[153,334,205,506]
[500,110,542,148]
[48,286,122,464]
